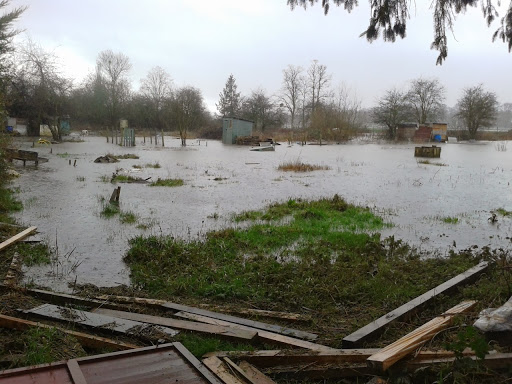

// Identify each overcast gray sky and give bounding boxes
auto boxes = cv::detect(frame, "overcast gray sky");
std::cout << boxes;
[11,0,512,112]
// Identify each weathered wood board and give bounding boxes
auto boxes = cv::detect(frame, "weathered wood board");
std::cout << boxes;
[342,261,489,348]
[23,304,179,338]
[367,300,477,371]
[0,226,37,252]
[176,311,337,352]
[93,307,257,341]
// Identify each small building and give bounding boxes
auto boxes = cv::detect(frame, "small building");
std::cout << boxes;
[432,122,448,142]
[222,117,253,145]
[6,117,27,135]
[414,125,434,143]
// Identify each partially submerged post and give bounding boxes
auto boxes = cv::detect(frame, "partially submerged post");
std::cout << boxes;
[109,186,121,204]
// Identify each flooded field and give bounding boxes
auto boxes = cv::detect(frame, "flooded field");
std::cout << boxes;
[9,136,512,291]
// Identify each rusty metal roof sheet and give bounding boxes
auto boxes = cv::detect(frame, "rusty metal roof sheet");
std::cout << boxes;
[0,342,221,384]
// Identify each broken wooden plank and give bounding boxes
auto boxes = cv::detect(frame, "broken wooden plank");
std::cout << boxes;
[202,306,311,323]
[406,351,512,371]
[8,286,124,310]
[203,348,471,368]
[23,303,179,338]
[163,302,317,341]
[93,307,257,341]
[176,311,337,352]
[203,356,246,384]
[0,313,137,350]
[367,300,477,372]
[3,252,21,286]
[238,361,276,384]
[95,294,318,340]
[343,261,489,348]
[0,226,37,252]
[223,357,256,383]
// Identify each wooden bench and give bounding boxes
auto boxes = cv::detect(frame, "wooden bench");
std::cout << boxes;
[5,148,41,166]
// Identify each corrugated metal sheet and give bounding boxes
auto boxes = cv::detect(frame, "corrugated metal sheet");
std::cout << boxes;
[0,343,221,384]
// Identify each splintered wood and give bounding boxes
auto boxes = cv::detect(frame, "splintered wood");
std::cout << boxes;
[367,300,477,371]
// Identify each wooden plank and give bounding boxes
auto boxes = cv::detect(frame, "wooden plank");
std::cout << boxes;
[93,308,257,341]
[223,357,255,383]
[203,349,472,368]
[0,313,137,350]
[407,351,512,371]
[238,361,276,384]
[66,359,88,384]
[367,300,477,372]
[95,294,318,340]
[203,306,311,323]
[343,261,489,348]
[204,349,379,367]
[8,286,124,310]
[173,342,224,384]
[162,302,317,341]
[203,356,246,384]
[23,304,179,338]
[176,311,337,352]
[0,226,37,252]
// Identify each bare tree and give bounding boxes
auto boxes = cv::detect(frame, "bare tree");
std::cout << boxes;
[307,60,331,114]
[278,65,303,129]
[171,86,205,146]
[17,39,72,140]
[407,78,445,124]
[241,88,283,132]
[96,50,131,128]
[372,88,411,139]
[287,0,512,65]
[456,84,499,140]
[140,66,172,130]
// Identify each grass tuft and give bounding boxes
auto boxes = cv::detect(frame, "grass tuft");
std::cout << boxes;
[149,178,184,187]
[278,160,330,172]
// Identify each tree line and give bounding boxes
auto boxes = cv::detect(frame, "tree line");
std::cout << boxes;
[0,1,508,146]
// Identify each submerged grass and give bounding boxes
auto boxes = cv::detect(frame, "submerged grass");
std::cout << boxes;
[417,159,448,166]
[441,216,459,224]
[277,160,330,172]
[149,178,184,187]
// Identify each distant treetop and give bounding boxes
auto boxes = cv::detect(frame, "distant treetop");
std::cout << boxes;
[287,0,512,65]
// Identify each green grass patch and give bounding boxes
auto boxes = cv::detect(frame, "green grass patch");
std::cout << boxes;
[111,175,143,183]
[496,208,512,216]
[20,327,85,366]
[278,160,330,172]
[120,211,138,224]
[441,216,459,224]
[0,188,23,215]
[76,176,86,182]
[145,162,161,168]
[149,178,184,187]
[100,202,120,218]
[19,243,51,266]
[175,333,254,358]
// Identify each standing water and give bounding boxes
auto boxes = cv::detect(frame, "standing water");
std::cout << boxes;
[9,136,512,291]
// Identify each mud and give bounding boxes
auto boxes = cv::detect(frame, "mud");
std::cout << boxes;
[9,136,512,291]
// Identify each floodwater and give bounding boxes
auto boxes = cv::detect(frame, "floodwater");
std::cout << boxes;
[9,136,512,291]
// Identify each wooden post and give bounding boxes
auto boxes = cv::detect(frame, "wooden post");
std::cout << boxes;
[69,159,71,165]
[109,186,121,204]
[161,130,165,147]
[73,159,77,167]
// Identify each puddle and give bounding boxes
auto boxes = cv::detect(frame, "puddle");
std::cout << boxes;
[9,136,512,291]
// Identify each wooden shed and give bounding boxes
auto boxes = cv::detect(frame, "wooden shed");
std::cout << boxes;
[432,123,448,142]
[222,118,253,145]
